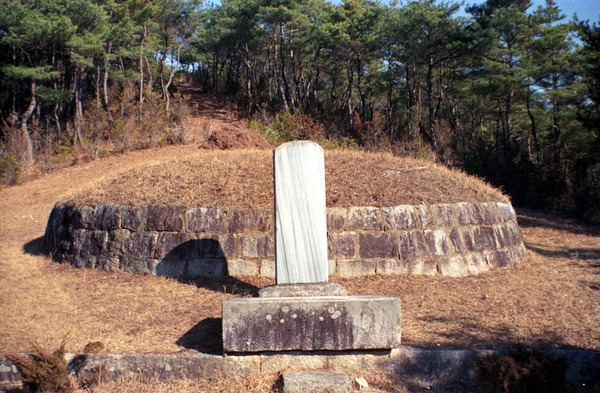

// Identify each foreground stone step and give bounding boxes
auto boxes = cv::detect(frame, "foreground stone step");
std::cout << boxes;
[281,371,351,393]
[222,295,401,352]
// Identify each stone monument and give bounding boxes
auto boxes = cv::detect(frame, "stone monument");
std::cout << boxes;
[222,141,401,352]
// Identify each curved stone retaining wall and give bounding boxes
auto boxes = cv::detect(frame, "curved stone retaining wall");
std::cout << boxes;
[44,202,526,278]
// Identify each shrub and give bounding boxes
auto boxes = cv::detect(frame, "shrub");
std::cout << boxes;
[476,346,568,393]
[0,153,21,187]
[6,341,74,393]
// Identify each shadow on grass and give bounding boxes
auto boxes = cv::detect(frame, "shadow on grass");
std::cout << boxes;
[22,236,45,256]
[176,317,223,354]
[524,243,600,263]
[516,209,600,237]
[408,315,580,351]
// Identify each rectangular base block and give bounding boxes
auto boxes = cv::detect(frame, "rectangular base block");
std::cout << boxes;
[222,296,401,353]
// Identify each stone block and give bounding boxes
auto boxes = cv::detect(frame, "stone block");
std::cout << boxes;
[80,230,108,258]
[228,209,272,233]
[337,260,376,277]
[383,205,418,230]
[93,204,121,230]
[328,232,356,258]
[107,229,131,258]
[398,231,429,260]
[415,205,434,229]
[257,235,275,257]
[472,226,498,251]
[438,256,469,278]
[376,260,408,275]
[218,234,236,258]
[449,228,475,253]
[486,251,511,268]
[187,207,223,232]
[124,258,153,275]
[478,203,502,225]
[326,208,347,231]
[424,229,451,256]
[497,202,516,222]
[228,259,259,276]
[455,202,482,225]
[187,258,226,278]
[155,232,196,259]
[222,296,401,352]
[408,259,437,275]
[281,372,351,393]
[329,259,336,276]
[359,232,398,259]
[197,237,226,258]
[430,204,458,227]
[259,283,347,298]
[153,259,185,277]
[131,232,158,259]
[260,353,328,373]
[260,259,275,278]
[145,205,186,231]
[347,207,382,230]
[465,253,489,275]
[121,206,145,231]
[71,205,95,229]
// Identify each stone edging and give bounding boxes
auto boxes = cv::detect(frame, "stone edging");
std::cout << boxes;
[2,348,598,390]
[44,201,526,278]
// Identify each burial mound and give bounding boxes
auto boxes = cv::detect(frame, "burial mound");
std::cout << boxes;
[44,149,526,278]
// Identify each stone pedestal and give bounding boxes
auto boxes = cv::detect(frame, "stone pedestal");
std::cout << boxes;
[222,296,401,353]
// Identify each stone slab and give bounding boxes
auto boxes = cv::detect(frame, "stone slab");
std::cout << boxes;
[259,283,347,298]
[281,371,351,393]
[274,141,329,284]
[222,296,401,352]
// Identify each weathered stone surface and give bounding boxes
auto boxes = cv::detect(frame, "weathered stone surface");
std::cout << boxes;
[383,205,418,230]
[228,209,272,233]
[73,353,260,382]
[197,237,226,258]
[347,207,382,231]
[131,232,158,258]
[124,257,152,275]
[281,372,351,393]
[465,254,490,275]
[472,226,497,251]
[438,256,469,278]
[275,141,329,284]
[376,260,408,275]
[424,229,451,256]
[497,202,516,221]
[259,283,347,298]
[415,205,434,229]
[187,258,227,278]
[478,203,502,225]
[222,296,401,352]
[486,251,511,268]
[260,353,328,372]
[408,259,437,275]
[359,233,398,259]
[430,204,458,227]
[155,233,196,259]
[260,259,275,278]
[145,205,185,231]
[94,204,121,230]
[239,234,274,258]
[188,207,223,232]
[153,259,185,277]
[449,228,475,253]
[326,208,347,231]
[455,202,482,225]
[398,231,429,260]
[121,206,144,231]
[328,232,356,258]
[337,260,376,277]
[227,259,259,276]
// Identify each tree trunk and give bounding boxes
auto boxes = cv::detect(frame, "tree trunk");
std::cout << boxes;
[139,24,147,120]
[20,79,36,166]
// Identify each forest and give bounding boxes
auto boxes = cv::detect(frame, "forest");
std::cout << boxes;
[1,0,599,221]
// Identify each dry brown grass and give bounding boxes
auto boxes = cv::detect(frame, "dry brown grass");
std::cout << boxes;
[0,104,598,392]
[62,149,507,208]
